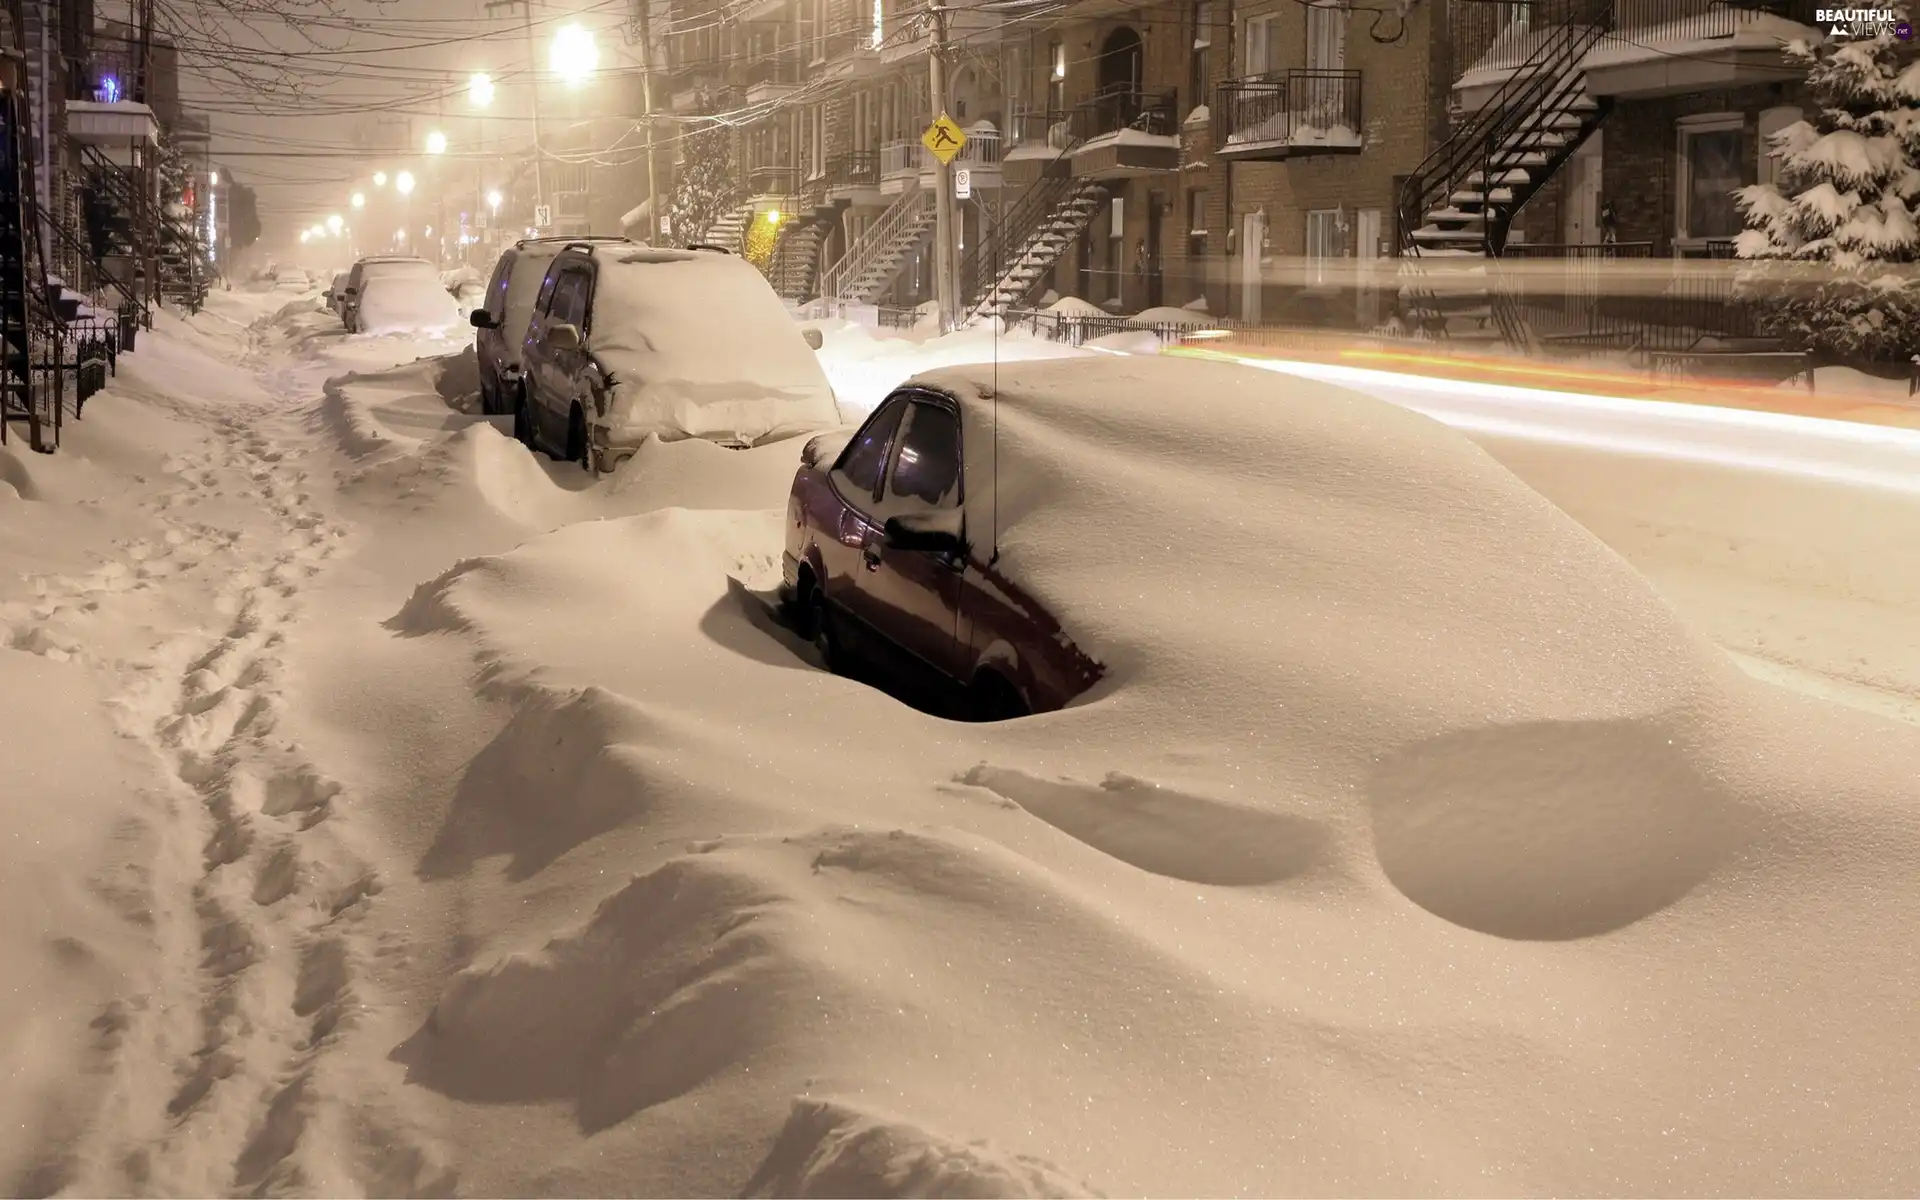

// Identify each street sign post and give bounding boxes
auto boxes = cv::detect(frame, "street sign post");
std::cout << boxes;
[922,114,966,165]
[954,168,971,199]
[534,204,552,228]
[659,215,671,237]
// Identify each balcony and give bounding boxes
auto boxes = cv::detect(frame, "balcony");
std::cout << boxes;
[748,165,800,209]
[1067,86,1180,179]
[821,26,883,76]
[880,137,921,194]
[919,123,1002,190]
[1214,70,1363,161]
[1587,0,1818,96]
[738,53,802,104]
[66,99,158,146]
[1002,108,1076,184]
[1452,0,1818,105]
[826,150,883,204]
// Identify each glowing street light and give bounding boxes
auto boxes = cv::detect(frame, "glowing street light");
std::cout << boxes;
[373,170,388,187]
[549,24,599,87]
[425,130,448,155]
[326,213,344,234]
[350,191,366,209]
[396,229,408,244]
[396,170,416,196]
[209,170,219,185]
[468,72,495,108]
[300,230,311,243]
[486,189,502,213]
[309,223,327,240]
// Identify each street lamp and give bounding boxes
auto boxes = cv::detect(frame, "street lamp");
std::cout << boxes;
[468,72,495,108]
[396,171,416,196]
[300,230,311,243]
[351,191,366,209]
[373,170,388,187]
[487,189,502,213]
[550,24,599,87]
[425,130,448,155]
[326,214,344,235]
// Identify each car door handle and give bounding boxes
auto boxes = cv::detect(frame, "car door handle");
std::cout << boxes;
[863,543,882,570]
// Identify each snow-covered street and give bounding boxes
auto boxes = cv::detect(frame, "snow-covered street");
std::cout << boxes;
[5,293,1920,1196]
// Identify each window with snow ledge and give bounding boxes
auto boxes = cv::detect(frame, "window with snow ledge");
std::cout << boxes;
[1675,112,1751,247]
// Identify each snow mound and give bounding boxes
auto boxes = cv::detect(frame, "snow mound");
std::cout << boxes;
[1130,305,1216,326]
[1042,296,1104,316]
[745,1098,1102,1198]
[356,277,462,337]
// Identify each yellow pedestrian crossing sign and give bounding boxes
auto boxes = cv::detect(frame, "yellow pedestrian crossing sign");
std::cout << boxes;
[922,114,967,164]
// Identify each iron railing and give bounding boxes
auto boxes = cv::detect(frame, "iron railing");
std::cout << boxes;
[1007,107,1075,151]
[737,53,802,89]
[1070,85,1179,141]
[957,172,1084,313]
[829,150,879,187]
[880,138,919,176]
[748,164,800,196]
[1214,69,1364,150]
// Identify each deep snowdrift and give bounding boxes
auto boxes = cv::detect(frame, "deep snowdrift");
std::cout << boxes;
[357,353,1920,1193]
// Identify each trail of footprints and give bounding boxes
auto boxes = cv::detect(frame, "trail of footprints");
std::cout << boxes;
[140,425,389,1196]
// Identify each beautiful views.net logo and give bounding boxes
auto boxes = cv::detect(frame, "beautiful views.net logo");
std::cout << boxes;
[1816,8,1914,37]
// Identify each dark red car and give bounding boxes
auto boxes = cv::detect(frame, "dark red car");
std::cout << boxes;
[780,382,1101,720]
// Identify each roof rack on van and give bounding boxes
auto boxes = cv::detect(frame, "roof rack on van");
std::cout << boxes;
[685,243,735,255]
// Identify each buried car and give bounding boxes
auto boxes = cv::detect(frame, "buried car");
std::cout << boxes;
[469,235,631,417]
[510,243,837,472]
[782,378,1103,720]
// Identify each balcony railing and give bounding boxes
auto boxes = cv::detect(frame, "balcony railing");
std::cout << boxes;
[737,53,802,89]
[880,138,920,176]
[821,25,879,60]
[1452,0,1814,79]
[1070,85,1178,142]
[748,164,800,196]
[954,127,1003,166]
[1008,108,1075,152]
[1215,70,1363,151]
[829,150,879,187]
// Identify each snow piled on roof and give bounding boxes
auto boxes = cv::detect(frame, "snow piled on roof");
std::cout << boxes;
[356,274,462,336]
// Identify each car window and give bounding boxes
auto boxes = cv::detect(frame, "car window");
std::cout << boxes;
[833,398,908,500]
[886,402,961,508]
[548,268,590,327]
[532,267,561,317]
[485,255,512,319]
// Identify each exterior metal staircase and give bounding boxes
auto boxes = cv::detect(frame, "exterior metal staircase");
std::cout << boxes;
[702,202,754,253]
[0,85,63,452]
[817,188,934,305]
[768,213,828,301]
[961,176,1106,319]
[80,142,206,311]
[1397,0,1612,335]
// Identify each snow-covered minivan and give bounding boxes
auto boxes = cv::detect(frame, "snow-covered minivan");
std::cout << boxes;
[509,244,837,473]
[469,236,630,416]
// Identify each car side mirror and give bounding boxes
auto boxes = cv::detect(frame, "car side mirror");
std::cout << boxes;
[470,309,497,329]
[884,512,965,557]
[801,327,823,350]
[546,321,582,350]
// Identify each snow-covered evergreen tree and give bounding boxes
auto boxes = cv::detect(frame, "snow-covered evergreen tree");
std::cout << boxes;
[1735,18,1920,361]
[668,124,738,248]
[155,130,213,269]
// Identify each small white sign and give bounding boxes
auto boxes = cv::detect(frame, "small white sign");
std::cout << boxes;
[954,168,971,200]
[659,215,672,236]
[534,204,552,228]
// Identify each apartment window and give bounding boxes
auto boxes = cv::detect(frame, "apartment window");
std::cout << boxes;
[1188,188,1210,259]
[1048,40,1066,111]
[800,0,820,63]
[1243,13,1281,77]
[1758,105,1802,188]
[1306,209,1342,283]
[1677,113,1750,241]
[871,0,884,49]
[1190,1,1212,112]
[1006,41,1028,115]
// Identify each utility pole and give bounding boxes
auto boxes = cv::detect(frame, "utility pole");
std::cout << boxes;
[486,0,546,222]
[927,3,956,332]
[636,0,663,245]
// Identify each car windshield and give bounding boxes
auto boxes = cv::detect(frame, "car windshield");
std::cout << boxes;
[359,259,437,282]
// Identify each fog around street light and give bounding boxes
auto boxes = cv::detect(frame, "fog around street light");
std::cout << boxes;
[487,189,503,210]
[373,170,387,186]
[425,130,448,155]
[468,72,495,108]
[550,24,599,86]
[396,171,416,196]
[351,192,365,209]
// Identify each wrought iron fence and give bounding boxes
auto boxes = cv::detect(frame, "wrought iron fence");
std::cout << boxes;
[1215,70,1363,149]
[1070,85,1178,141]
[830,150,879,187]
[1007,108,1075,151]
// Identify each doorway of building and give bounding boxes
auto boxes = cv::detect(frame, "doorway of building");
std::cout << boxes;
[1240,210,1265,323]
[1562,131,1603,245]
[1145,190,1166,310]
[1096,26,1145,129]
